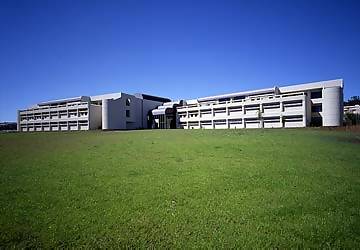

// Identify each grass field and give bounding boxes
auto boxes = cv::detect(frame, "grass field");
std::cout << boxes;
[0,129,360,248]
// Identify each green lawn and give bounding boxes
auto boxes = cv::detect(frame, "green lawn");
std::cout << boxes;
[0,129,360,248]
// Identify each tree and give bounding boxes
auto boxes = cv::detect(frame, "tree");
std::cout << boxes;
[344,112,360,125]
[344,96,360,106]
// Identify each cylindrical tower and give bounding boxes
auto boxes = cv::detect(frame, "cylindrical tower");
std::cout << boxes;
[102,99,110,130]
[322,86,343,126]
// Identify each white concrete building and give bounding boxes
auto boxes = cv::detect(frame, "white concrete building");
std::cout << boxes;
[18,92,170,132]
[344,105,360,114]
[17,79,345,132]
[177,79,344,129]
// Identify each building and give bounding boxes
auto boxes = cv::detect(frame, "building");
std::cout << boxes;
[151,101,184,129]
[177,79,344,129]
[17,79,345,132]
[0,122,17,131]
[344,105,360,114]
[17,92,170,132]
[344,104,360,125]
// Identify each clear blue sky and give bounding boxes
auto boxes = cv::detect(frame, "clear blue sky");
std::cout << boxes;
[1,0,359,121]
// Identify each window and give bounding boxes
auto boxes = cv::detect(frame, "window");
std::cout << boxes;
[126,98,131,106]
[126,110,130,117]
[311,91,322,99]
[218,98,230,103]
[311,104,322,112]
[233,96,245,100]
[310,117,323,127]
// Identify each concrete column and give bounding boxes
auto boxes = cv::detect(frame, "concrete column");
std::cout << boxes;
[87,103,91,130]
[259,119,264,128]
[102,99,109,130]
[302,97,307,127]
[259,104,263,128]
[322,86,343,126]
[17,110,20,131]
[280,99,284,128]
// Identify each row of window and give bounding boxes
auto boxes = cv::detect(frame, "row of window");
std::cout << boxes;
[182,91,321,112]
[181,116,303,124]
[20,112,88,121]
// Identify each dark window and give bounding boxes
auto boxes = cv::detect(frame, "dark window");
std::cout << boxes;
[233,96,245,100]
[126,98,131,106]
[311,104,322,112]
[218,98,230,102]
[126,110,130,117]
[311,91,322,99]
[310,117,323,127]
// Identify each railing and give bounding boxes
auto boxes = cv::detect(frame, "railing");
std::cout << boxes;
[177,92,305,110]
[19,101,89,114]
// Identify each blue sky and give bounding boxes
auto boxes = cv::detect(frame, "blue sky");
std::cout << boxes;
[1,0,359,121]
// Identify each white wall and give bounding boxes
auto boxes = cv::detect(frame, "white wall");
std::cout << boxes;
[102,98,126,130]
[89,104,102,130]
[100,94,164,130]
[322,86,343,126]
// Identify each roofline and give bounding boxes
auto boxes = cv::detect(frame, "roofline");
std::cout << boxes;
[278,79,343,93]
[38,96,90,106]
[136,93,171,103]
[90,92,123,101]
[188,79,344,102]
[197,87,276,102]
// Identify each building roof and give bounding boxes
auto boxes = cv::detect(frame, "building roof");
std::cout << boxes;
[151,101,182,115]
[135,93,171,103]
[90,92,122,101]
[38,96,90,106]
[278,79,343,93]
[185,79,343,103]
[197,87,276,102]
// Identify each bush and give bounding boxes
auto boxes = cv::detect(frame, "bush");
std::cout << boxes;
[344,112,360,126]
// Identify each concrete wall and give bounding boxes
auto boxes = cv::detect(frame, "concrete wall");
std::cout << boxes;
[322,86,343,126]
[102,98,125,130]
[100,93,164,130]
[89,104,102,130]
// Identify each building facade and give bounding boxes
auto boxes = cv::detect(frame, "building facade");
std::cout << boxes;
[177,79,344,129]
[151,101,184,129]
[17,92,170,132]
[17,79,345,132]
[344,105,360,114]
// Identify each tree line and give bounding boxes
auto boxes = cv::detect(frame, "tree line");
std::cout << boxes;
[344,96,360,106]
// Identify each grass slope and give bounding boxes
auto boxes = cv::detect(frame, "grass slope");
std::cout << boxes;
[0,129,360,248]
